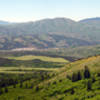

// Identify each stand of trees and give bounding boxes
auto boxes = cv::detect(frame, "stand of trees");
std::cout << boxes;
[71,66,91,82]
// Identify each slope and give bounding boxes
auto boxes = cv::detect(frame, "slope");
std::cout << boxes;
[0,17,100,49]
[0,55,100,100]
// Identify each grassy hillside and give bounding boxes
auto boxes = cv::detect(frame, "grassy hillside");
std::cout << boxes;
[0,44,100,61]
[0,55,69,68]
[0,55,100,100]
[6,55,68,63]
[45,45,100,58]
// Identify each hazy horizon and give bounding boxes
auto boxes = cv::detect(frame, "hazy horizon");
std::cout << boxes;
[0,0,100,22]
[1,16,100,23]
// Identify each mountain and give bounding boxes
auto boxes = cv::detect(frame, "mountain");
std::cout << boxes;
[0,17,100,50]
[79,17,100,22]
[0,20,10,25]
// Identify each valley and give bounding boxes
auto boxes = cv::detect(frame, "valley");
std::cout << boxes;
[0,17,100,100]
[0,52,100,100]
[0,0,100,99]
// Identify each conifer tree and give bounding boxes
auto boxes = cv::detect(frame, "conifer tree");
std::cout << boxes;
[77,71,82,80]
[0,88,3,95]
[72,73,78,82]
[84,66,91,78]
[20,82,23,88]
[13,83,16,88]
[87,80,92,91]
[4,87,8,93]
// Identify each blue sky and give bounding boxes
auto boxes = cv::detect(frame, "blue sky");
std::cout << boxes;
[0,0,100,22]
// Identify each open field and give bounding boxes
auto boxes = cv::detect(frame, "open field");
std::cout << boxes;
[0,67,58,74]
[0,55,68,68]
[6,55,69,63]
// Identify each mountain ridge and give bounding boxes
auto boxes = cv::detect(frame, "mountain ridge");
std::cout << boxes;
[0,17,100,50]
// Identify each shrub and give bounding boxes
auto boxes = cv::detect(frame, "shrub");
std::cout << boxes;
[59,79,62,82]
[30,83,34,89]
[70,88,75,94]
[35,86,39,91]
[66,75,71,80]
[53,81,57,84]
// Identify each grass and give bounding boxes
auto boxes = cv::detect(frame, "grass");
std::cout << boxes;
[46,45,100,58]
[0,55,100,100]
[0,56,67,68]
[0,67,58,74]
[6,55,69,63]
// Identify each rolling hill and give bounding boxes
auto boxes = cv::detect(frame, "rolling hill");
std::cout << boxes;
[0,17,100,49]
[0,55,100,100]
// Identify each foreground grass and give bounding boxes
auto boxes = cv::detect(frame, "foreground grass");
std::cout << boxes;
[0,67,58,74]
[0,55,100,100]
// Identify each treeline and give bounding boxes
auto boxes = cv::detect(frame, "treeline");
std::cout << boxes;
[71,66,91,82]
[0,57,63,68]
[0,50,79,62]
[67,66,97,91]
[0,71,56,95]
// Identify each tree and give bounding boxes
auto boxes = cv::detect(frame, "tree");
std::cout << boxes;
[0,88,3,95]
[72,73,78,82]
[77,71,82,80]
[84,66,91,78]
[87,80,92,91]
[92,76,96,83]
[25,83,28,88]
[13,84,16,88]
[72,71,82,82]
[4,87,8,93]
[19,82,23,88]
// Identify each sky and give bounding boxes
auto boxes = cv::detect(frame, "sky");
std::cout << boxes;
[0,0,100,22]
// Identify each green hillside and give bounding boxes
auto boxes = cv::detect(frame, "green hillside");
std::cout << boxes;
[6,55,68,63]
[0,55,100,100]
[0,55,68,68]
[46,45,100,58]
[0,44,100,61]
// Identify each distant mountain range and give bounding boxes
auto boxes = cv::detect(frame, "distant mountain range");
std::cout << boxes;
[0,17,100,50]
[0,21,10,25]
[80,17,100,22]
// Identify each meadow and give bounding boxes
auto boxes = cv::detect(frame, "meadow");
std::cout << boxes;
[6,55,68,63]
